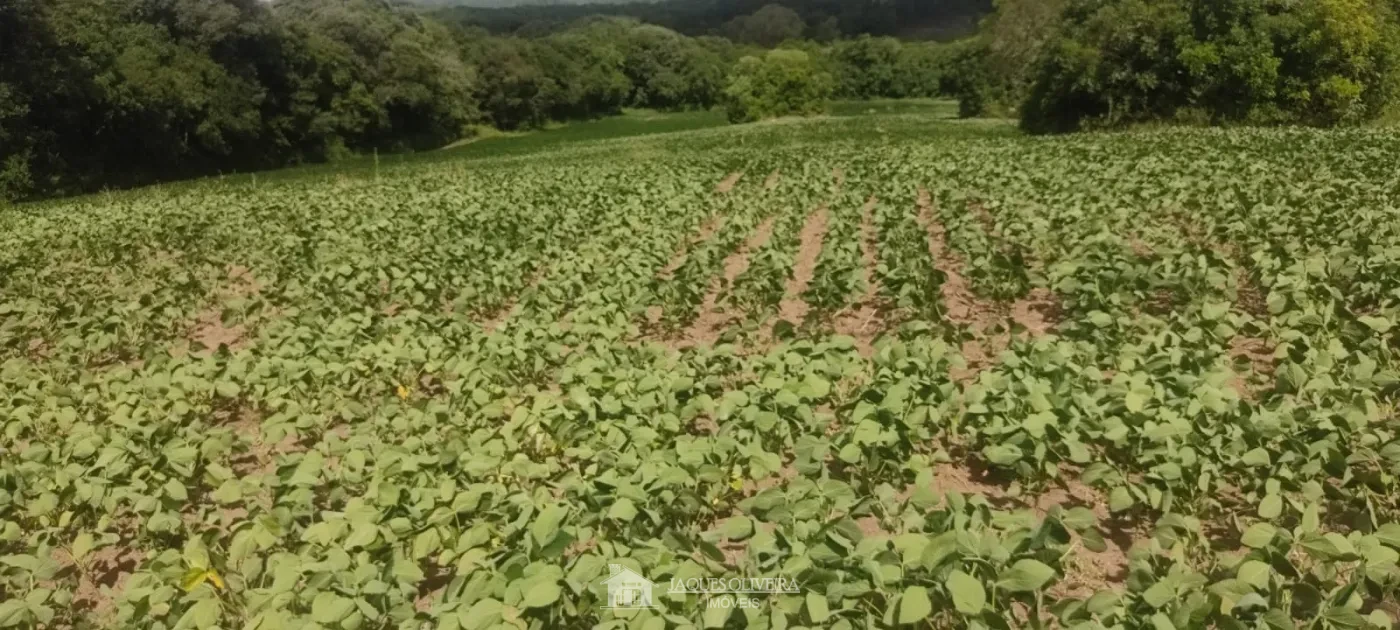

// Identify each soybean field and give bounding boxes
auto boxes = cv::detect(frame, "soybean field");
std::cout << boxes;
[4,112,1400,630]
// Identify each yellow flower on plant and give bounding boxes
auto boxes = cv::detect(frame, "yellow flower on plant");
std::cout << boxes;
[396,384,410,400]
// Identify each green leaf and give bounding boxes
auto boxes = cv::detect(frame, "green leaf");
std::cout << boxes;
[0,599,27,627]
[1323,606,1367,628]
[311,592,356,624]
[1109,486,1135,512]
[703,598,732,628]
[721,516,754,541]
[897,586,932,625]
[1240,523,1277,548]
[608,498,638,522]
[1237,560,1270,589]
[1258,494,1282,519]
[1359,316,1393,333]
[1202,301,1229,320]
[345,522,378,549]
[982,444,1022,466]
[996,559,1056,593]
[1376,523,1400,549]
[806,591,829,623]
[70,533,94,562]
[531,505,568,547]
[1142,581,1175,609]
[523,580,561,609]
[174,599,220,630]
[1240,448,1271,467]
[457,598,503,630]
[945,570,985,615]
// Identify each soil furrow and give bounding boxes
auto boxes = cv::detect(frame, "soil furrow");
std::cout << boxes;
[918,187,1060,381]
[680,217,776,347]
[833,196,885,354]
[715,171,744,194]
[775,206,830,327]
[659,214,725,280]
[917,187,992,325]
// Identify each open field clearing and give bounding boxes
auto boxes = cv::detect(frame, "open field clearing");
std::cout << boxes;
[4,113,1400,629]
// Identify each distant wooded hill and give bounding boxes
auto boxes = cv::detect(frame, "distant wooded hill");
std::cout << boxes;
[425,0,994,41]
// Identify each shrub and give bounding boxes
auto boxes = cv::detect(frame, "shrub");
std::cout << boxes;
[723,49,833,124]
[1020,0,1400,133]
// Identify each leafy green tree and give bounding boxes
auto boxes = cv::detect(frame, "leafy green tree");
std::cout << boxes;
[1020,0,1400,132]
[723,4,807,47]
[826,35,903,98]
[723,48,834,123]
[620,25,727,110]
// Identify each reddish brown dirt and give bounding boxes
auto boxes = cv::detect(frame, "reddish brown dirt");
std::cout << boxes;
[413,565,454,614]
[969,199,997,235]
[763,169,781,190]
[1128,236,1156,258]
[917,188,995,326]
[774,206,831,328]
[26,338,52,360]
[1036,478,1133,599]
[660,215,726,280]
[907,456,1133,597]
[1228,335,1276,400]
[678,218,776,348]
[916,188,1061,381]
[832,196,888,356]
[179,264,265,356]
[54,544,142,625]
[692,415,720,435]
[645,305,665,327]
[856,516,888,539]
[1235,267,1269,319]
[566,537,599,558]
[1010,288,1061,336]
[716,171,744,194]
[228,409,303,477]
[188,310,249,354]
[931,461,1010,500]
[832,167,845,192]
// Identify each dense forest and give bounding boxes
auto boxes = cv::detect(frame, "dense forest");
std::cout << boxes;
[0,0,977,201]
[4,0,1400,202]
[430,0,995,41]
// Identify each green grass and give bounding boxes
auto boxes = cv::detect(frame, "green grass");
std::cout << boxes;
[439,108,730,159]
[828,98,959,118]
[15,99,974,209]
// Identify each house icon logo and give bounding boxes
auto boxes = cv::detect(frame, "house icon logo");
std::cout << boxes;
[601,564,656,609]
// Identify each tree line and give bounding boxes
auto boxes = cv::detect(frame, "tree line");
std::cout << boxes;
[977,0,1400,132]
[433,0,994,42]
[0,0,977,201]
[5,0,1400,202]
